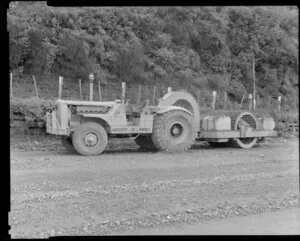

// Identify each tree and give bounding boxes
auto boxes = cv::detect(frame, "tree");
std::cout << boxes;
[7,4,299,110]
[54,32,92,79]
[23,29,49,75]
[114,42,145,83]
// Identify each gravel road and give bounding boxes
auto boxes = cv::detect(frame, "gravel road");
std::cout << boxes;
[9,137,299,238]
[117,208,300,235]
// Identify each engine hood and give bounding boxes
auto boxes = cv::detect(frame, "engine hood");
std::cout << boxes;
[56,99,116,107]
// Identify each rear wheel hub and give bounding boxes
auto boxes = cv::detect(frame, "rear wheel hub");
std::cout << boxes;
[170,123,183,138]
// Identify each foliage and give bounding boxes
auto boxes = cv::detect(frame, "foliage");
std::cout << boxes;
[7,4,298,109]
[10,97,55,134]
[54,31,92,79]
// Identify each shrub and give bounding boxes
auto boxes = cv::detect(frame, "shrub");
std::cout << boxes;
[10,97,55,134]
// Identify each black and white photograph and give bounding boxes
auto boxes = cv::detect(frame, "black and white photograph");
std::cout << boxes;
[7,2,299,237]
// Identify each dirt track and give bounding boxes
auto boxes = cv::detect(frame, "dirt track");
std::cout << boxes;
[10,138,299,237]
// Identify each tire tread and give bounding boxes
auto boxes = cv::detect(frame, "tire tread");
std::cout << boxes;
[151,110,196,152]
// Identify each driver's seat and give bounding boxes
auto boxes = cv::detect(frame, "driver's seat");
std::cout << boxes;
[132,99,149,114]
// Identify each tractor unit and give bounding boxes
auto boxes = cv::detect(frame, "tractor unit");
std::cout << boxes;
[46,85,277,156]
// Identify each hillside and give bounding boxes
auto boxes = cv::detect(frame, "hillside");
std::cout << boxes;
[8,3,299,108]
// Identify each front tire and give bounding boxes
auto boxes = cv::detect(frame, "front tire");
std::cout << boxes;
[72,122,108,156]
[151,110,195,152]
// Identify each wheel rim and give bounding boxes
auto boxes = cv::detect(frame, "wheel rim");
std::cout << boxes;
[170,123,184,138]
[167,121,187,142]
[84,133,98,147]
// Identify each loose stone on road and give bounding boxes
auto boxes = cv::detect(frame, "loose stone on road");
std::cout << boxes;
[9,138,299,237]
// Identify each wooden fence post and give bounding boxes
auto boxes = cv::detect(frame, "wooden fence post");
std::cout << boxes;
[98,81,102,102]
[278,96,281,112]
[137,84,142,105]
[10,73,13,98]
[224,102,229,110]
[253,56,256,110]
[248,93,252,111]
[89,73,94,101]
[89,82,93,101]
[268,96,271,111]
[212,91,217,111]
[121,82,126,101]
[79,79,82,101]
[223,92,229,110]
[152,86,156,105]
[215,92,218,109]
[58,76,63,99]
[240,93,245,109]
[32,75,39,98]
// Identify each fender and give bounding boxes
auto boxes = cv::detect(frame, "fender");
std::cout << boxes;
[157,91,201,132]
[152,105,193,116]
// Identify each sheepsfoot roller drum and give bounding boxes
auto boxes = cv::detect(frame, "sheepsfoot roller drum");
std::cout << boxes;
[151,110,196,152]
[229,111,258,149]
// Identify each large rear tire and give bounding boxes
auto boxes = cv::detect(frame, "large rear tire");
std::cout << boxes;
[72,122,108,156]
[151,110,195,152]
[134,135,156,150]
